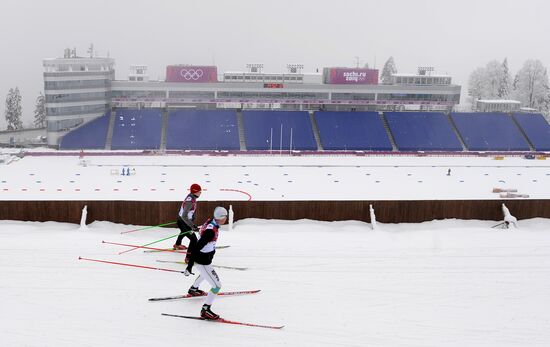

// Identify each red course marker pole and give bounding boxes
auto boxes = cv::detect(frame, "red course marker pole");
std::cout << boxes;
[101,240,189,254]
[78,256,186,273]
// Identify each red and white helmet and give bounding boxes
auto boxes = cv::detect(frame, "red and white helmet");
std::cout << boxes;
[190,183,202,194]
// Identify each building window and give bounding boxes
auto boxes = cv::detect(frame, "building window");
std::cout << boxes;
[47,118,84,132]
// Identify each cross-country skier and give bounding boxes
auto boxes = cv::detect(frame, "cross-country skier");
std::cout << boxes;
[185,206,228,320]
[173,184,202,267]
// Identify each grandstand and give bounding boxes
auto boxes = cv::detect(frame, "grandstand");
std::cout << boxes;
[242,111,317,151]
[315,111,392,151]
[166,110,240,150]
[43,53,463,146]
[384,112,463,151]
[59,112,110,150]
[451,113,531,151]
[58,109,550,153]
[111,109,163,150]
[512,113,550,151]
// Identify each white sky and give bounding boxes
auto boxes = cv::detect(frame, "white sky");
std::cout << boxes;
[1,0,549,127]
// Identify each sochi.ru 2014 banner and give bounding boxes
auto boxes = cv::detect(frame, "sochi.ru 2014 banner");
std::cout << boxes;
[166,65,218,83]
[324,68,379,85]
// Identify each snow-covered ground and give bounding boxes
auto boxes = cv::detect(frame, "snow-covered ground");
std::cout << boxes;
[1,153,550,200]
[1,218,550,346]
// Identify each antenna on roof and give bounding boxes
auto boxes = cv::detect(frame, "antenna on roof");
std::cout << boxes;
[354,56,360,68]
[246,63,264,73]
[286,64,304,74]
[418,66,434,76]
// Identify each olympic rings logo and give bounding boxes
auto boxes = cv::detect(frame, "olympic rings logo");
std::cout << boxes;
[180,69,204,80]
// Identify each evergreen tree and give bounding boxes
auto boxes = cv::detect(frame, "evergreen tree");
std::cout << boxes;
[34,93,46,128]
[497,58,511,99]
[380,56,397,84]
[483,60,502,98]
[512,72,520,91]
[5,87,23,131]
[468,58,514,109]
[467,67,486,109]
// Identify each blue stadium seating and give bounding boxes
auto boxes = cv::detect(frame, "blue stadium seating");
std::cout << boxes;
[512,113,550,151]
[384,112,463,151]
[111,109,162,150]
[451,113,530,151]
[166,110,240,150]
[59,113,110,149]
[315,111,392,150]
[243,111,317,150]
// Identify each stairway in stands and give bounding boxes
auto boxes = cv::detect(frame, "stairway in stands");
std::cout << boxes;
[104,110,116,150]
[379,112,398,151]
[510,113,535,151]
[160,109,168,151]
[236,110,247,151]
[309,111,324,151]
[446,113,468,151]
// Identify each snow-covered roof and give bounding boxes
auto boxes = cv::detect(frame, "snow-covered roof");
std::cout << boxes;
[393,73,451,78]
[478,99,521,104]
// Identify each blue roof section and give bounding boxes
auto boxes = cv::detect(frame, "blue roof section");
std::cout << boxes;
[111,109,162,150]
[385,112,463,151]
[315,111,392,150]
[166,110,240,150]
[451,113,530,151]
[512,113,550,151]
[243,111,317,150]
[59,113,110,149]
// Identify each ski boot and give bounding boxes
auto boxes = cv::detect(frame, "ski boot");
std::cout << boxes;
[188,286,206,297]
[200,304,219,320]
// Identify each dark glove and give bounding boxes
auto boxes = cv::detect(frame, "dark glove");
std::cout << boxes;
[192,225,199,231]
[183,265,194,276]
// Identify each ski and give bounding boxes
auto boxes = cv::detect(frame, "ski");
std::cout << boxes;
[144,245,229,253]
[161,313,284,330]
[155,260,247,271]
[148,289,260,301]
[144,247,186,253]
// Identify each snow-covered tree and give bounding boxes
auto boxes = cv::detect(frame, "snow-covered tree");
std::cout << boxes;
[468,59,514,110]
[484,60,503,98]
[380,56,397,84]
[467,67,487,107]
[513,59,550,114]
[34,93,46,128]
[498,58,511,99]
[5,87,23,131]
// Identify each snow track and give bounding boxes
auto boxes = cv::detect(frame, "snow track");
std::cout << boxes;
[1,218,550,346]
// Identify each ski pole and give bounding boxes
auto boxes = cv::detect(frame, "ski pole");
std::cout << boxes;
[120,221,177,234]
[117,230,192,255]
[102,240,189,254]
[78,256,186,273]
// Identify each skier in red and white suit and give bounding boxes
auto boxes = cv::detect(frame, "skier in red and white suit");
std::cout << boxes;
[173,184,201,270]
[185,206,228,320]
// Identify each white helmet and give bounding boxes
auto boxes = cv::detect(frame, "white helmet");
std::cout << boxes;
[213,206,228,220]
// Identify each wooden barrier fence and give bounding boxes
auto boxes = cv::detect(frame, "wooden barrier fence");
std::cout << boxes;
[1,200,549,226]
